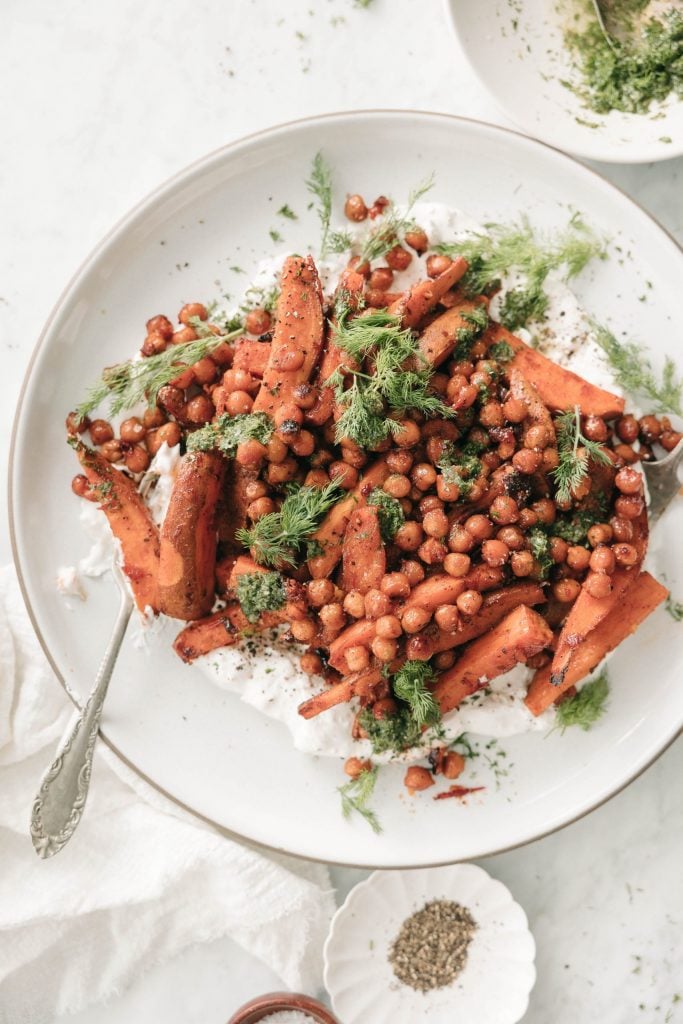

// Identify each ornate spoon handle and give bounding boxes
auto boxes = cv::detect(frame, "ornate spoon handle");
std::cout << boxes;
[30,583,134,858]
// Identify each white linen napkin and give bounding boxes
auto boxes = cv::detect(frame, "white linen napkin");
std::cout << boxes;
[0,565,335,1024]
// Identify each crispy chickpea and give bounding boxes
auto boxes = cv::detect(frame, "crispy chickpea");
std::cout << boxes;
[157,384,187,421]
[404,766,434,792]
[502,397,527,424]
[524,423,550,450]
[406,634,434,661]
[531,498,556,526]
[146,314,174,340]
[308,579,335,608]
[245,480,269,501]
[179,302,207,325]
[341,444,367,470]
[419,495,444,516]
[496,525,525,551]
[156,421,182,449]
[141,331,168,357]
[125,445,151,474]
[444,552,471,577]
[489,495,519,525]
[446,373,470,403]
[365,289,390,309]
[243,307,271,336]
[385,245,412,272]
[118,417,146,445]
[289,429,316,458]
[381,573,411,599]
[184,394,214,424]
[512,448,542,475]
[434,650,456,671]
[418,538,447,565]
[542,447,560,472]
[434,604,460,632]
[66,410,89,436]
[170,366,195,390]
[549,536,568,563]
[426,253,452,278]
[436,475,460,502]
[386,449,414,474]
[89,419,114,446]
[456,589,483,616]
[266,456,298,485]
[553,578,581,603]
[395,521,424,552]
[225,390,254,416]
[400,559,426,586]
[479,400,505,429]
[235,438,267,467]
[566,545,591,571]
[100,439,123,463]
[368,266,394,291]
[346,645,370,673]
[343,590,366,618]
[590,545,616,574]
[584,572,612,599]
[344,194,368,221]
[617,414,639,443]
[612,542,639,566]
[393,419,421,448]
[172,326,197,346]
[451,382,479,411]
[511,550,535,577]
[518,508,538,530]
[247,497,275,521]
[448,525,475,554]
[291,618,317,643]
[344,756,372,780]
[273,403,304,428]
[223,368,258,395]
[614,495,644,520]
[364,589,391,620]
[319,603,346,632]
[614,442,638,465]
[587,523,614,547]
[376,614,403,639]
[583,415,608,442]
[661,429,683,452]
[639,414,662,442]
[464,514,494,542]
[482,538,510,566]
[143,406,166,430]
[71,474,91,498]
[405,227,429,252]
[442,751,466,780]
[615,467,643,495]
[402,606,432,634]
[411,462,437,492]
[300,651,324,676]
[191,356,218,386]
[372,636,398,662]
[383,473,411,499]
[423,509,449,538]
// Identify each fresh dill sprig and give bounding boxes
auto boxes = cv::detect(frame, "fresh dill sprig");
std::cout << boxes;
[306,151,333,257]
[392,662,440,729]
[666,595,683,622]
[328,309,451,447]
[553,405,611,504]
[453,305,490,361]
[435,215,606,330]
[338,766,382,833]
[555,670,610,732]
[237,478,345,568]
[367,488,405,541]
[327,230,355,254]
[528,527,553,580]
[75,326,242,418]
[187,412,274,456]
[239,283,280,315]
[358,174,435,264]
[591,321,682,415]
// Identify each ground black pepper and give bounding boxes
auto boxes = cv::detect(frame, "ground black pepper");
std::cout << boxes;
[388,899,477,992]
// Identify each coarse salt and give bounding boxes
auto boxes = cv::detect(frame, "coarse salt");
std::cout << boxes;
[261,1011,319,1024]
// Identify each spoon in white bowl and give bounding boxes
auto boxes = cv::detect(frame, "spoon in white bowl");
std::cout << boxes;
[591,0,681,49]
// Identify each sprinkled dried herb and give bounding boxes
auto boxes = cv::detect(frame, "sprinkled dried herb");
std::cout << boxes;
[388,899,477,992]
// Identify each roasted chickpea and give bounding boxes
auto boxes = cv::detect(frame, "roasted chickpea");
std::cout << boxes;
[481,539,510,566]
[172,326,197,346]
[584,572,612,599]
[143,406,166,430]
[549,536,568,563]
[614,494,644,520]
[376,614,403,640]
[386,449,414,474]
[542,447,560,472]
[235,438,267,467]
[226,390,254,416]
[372,636,398,662]
[266,456,298,485]
[300,651,324,676]
[583,415,608,442]
[517,508,539,530]
[346,645,370,673]
[385,245,412,272]
[157,385,187,421]
[124,445,150,474]
[502,397,527,424]
[308,579,335,608]
[289,429,316,458]
[156,421,182,449]
[405,633,434,661]
[364,289,391,309]
[442,751,466,780]
[319,602,346,632]
[401,606,432,634]
[612,542,639,567]
[89,419,114,446]
[364,589,391,620]
[404,766,434,792]
[411,462,437,492]
[382,473,411,499]
[419,495,444,516]
[661,429,683,452]
[141,331,168,357]
[566,545,591,571]
[426,253,452,278]
[395,521,424,552]
[587,523,614,547]
[100,439,123,463]
[451,382,479,411]
[616,414,639,443]
[553,578,581,603]
[434,650,456,671]
[496,525,525,551]
[146,314,174,340]
[404,227,429,252]
[422,510,449,538]
[178,302,207,325]
[344,194,368,221]
[434,604,460,632]
[489,495,519,525]
[590,545,616,574]
[615,467,643,495]
[184,394,214,424]
[436,475,460,502]
[246,497,275,521]
[66,411,89,436]
[223,368,259,394]
[393,419,421,448]
[511,550,535,577]
[512,448,542,475]
[530,498,556,526]
[444,552,471,577]
[418,538,447,564]
[343,590,366,619]
[400,559,426,586]
[456,589,483,616]
[639,414,662,442]
[244,307,271,336]
[448,525,475,554]
[273,403,304,429]
[71,474,91,498]
[245,480,269,501]
[170,366,195,390]
[479,400,505,429]
[368,266,394,291]
[291,618,317,643]
[380,573,411,599]
[464,514,494,542]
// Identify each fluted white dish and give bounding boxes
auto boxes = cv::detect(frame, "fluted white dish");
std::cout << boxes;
[324,864,535,1024]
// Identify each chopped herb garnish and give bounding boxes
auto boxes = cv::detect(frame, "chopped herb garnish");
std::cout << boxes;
[186,412,273,456]
[358,706,423,755]
[327,229,355,254]
[269,228,283,243]
[528,527,553,579]
[359,174,435,264]
[240,283,280,315]
[277,204,298,220]
[553,405,611,504]
[488,340,514,363]
[392,661,441,729]
[453,305,490,360]
[367,487,405,541]
[237,478,345,568]
[438,445,482,498]
[338,766,382,833]
[306,151,333,257]
[236,571,286,623]
[665,595,683,622]
[592,321,682,415]
[551,507,600,545]
[555,670,610,732]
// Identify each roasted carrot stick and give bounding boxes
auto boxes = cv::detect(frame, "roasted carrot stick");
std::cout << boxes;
[417,298,488,367]
[232,339,271,377]
[508,367,556,446]
[308,457,390,578]
[342,506,386,594]
[159,451,225,620]
[306,268,366,428]
[298,667,383,719]
[73,441,160,612]
[525,571,668,715]
[388,257,469,328]
[403,574,467,611]
[252,255,324,416]
[329,619,379,672]
[432,605,554,714]
[430,582,546,654]
[492,325,625,419]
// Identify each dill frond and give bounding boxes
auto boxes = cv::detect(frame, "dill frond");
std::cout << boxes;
[555,670,610,732]
[338,766,382,833]
[591,321,682,415]
[186,412,273,456]
[359,174,435,264]
[306,151,333,257]
[392,662,440,729]
[552,405,611,504]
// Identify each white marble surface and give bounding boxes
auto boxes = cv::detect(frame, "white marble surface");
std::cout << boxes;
[2,0,682,1021]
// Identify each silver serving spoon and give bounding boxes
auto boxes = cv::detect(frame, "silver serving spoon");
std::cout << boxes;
[30,559,134,858]
[641,437,683,524]
[591,0,681,49]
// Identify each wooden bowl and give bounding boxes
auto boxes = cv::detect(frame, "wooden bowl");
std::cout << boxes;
[227,992,339,1024]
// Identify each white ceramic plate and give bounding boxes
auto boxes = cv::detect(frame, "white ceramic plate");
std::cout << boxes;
[444,0,683,163]
[10,111,683,867]
[324,865,535,1024]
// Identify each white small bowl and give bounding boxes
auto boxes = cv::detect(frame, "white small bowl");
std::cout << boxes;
[444,0,683,163]
[324,865,535,1024]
